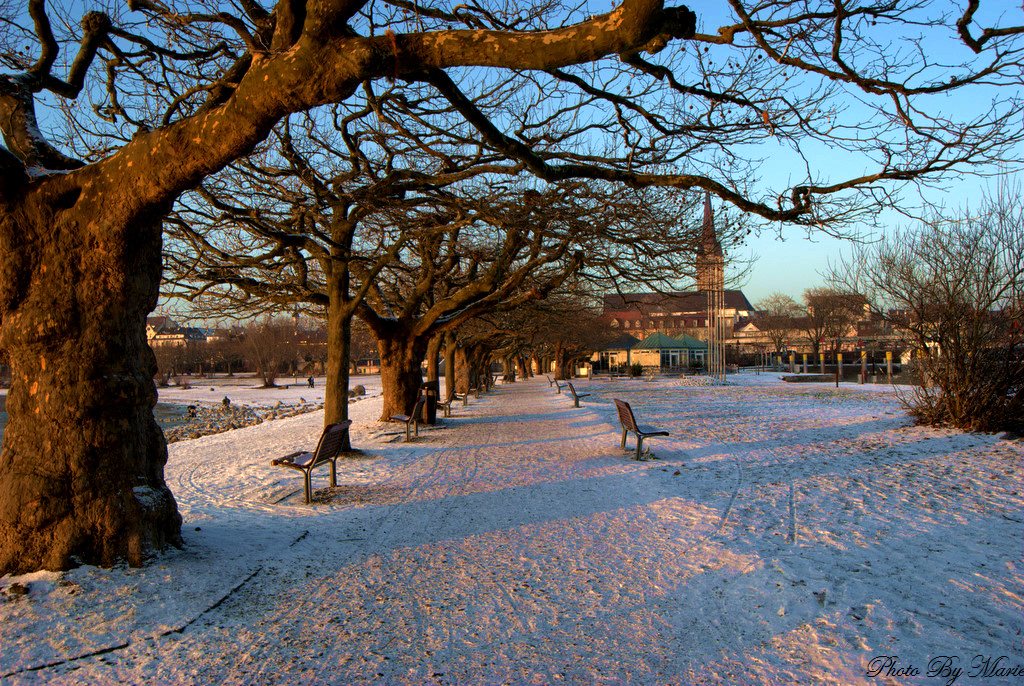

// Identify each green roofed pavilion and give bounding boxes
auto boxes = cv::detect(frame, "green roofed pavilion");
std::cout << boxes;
[629,332,707,371]
[632,332,707,351]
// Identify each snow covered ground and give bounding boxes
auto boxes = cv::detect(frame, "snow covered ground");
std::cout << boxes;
[1,372,1021,684]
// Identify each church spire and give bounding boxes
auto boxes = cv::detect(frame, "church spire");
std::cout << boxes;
[696,192,723,292]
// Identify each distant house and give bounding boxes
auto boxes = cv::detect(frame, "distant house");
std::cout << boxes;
[146,316,207,348]
[601,290,755,341]
[355,357,381,374]
[204,327,240,344]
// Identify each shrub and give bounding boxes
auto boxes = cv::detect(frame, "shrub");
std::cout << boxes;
[832,185,1023,433]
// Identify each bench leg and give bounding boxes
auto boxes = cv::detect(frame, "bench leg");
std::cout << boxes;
[404,422,411,442]
[329,460,338,488]
[573,397,580,407]
[635,436,644,461]
[413,420,419,437]
[303,472,312,504]
[621,429,628,451]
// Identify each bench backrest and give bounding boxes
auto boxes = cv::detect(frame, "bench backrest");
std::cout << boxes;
[311,420,352,466]
[613,399,639,432]
[411,396,426,421]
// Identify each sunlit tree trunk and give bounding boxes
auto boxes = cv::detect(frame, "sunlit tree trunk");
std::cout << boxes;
[443,332,457,401]
[324,269,353,452]
[425,334,442,383]
[0,201,181,573]
[375,330,427,421]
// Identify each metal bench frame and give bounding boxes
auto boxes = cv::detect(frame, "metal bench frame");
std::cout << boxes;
[437,394,457,417]
[613,399,670,460]
[566,382,591,408]
[391,396,427,442]
[271,420,353,503]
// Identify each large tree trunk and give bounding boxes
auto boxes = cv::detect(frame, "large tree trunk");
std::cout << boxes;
[502,355,515,382]
[324,271,352,451]
[465,344,489,391]
[454,346,471,395]
[425,334,442,383]
[376,333,427,421]
[443,332,457,401]
[0,201,182,574]
[553,343,567,379]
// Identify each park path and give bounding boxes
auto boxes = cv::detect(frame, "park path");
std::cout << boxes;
[16,375,1024,685]
[36,378,742,684]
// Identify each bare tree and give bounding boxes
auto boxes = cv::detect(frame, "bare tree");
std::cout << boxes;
[244,318,299,388]
[801,288,865,355]
[832,185,1024,432]
[757,293,803,353]
[164,104,523,429]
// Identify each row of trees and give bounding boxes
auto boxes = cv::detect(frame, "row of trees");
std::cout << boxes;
[151,318,378,387]
[1,0,1022,573]
[756,289,870,356]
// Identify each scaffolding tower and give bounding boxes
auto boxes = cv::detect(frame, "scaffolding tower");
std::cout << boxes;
[698,193,727,383]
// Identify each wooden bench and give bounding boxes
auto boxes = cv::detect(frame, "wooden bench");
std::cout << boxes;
[545,374,555,387]
[553,379,565,394]
[438,391,471,416]
[271,420,352,503]
[613,399,670,460]
[391,396,426,442]
[566,382,591,408]
[438,394,457,417]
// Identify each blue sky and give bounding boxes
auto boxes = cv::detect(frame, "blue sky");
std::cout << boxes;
[680,0,1024,306]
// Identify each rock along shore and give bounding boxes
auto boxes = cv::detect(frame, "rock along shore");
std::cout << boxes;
[164,402,324,443]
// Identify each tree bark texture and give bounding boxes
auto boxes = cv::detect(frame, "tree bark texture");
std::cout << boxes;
[0,198,181,573]
[553,344,569,380]
[454,346,470,395]
[443,333,457,401]
[324,271,352,451]
[425,334,442,383]
[376,334,427,421]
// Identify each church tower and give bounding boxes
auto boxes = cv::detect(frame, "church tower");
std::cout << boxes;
[695,192,724,292]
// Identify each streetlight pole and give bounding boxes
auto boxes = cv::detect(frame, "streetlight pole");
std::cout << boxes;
[834,335,841,388]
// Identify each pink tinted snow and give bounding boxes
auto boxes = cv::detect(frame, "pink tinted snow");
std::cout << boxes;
[0,372,1021,684]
